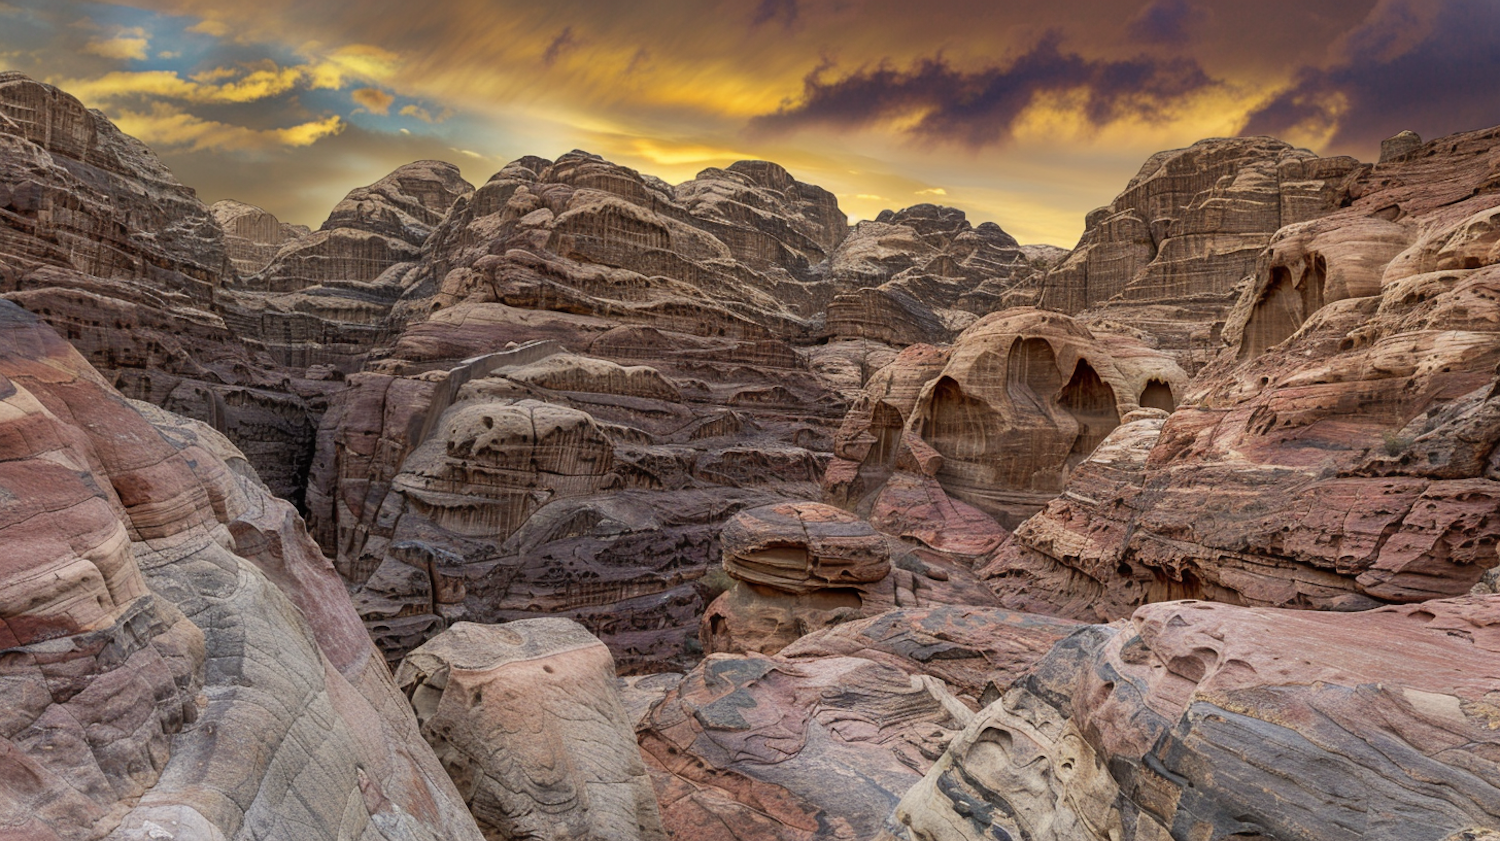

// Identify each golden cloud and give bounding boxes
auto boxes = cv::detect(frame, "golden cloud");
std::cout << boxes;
[352,87,394,114]
[84,28,150,61]
[112,102,343,151]
[61,65,304,104]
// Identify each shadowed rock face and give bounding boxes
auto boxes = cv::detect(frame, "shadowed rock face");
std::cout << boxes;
[395,619,664,841]
[986,125,1500,621]
[1040,136,1362,368]
[0,300,481,841]
[304,151,880,670]
[0,74,477,507]
[827,308,1186,530]
[885,595,1500,841]
[825,205,1040,345]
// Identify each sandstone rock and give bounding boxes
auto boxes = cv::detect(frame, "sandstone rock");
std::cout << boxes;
[638,651,974,841]
[211,199,308,277]
[1382,129,1424,163]
[0,73,338,505]
[779,606,1083,703]
[395,619,664,841]
[825,206,1039,345]
[307,151,864,668]
[901,308,1186,528]
[986,125,1500,620]
[0,300,480,841]
[1040,137,1362,366]
[887,594,1500,841]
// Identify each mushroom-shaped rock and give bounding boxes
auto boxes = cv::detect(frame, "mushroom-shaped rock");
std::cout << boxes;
[720,501,891,593]
[396,619,666,841]
[702,502,895,655]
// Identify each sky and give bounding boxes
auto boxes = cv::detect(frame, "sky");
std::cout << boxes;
[1,0,1497,246]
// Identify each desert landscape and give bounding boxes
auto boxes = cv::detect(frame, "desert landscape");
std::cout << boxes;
[1,1,1498,839]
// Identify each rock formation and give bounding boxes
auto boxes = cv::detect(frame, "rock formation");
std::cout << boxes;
[986,124,1500,621]
[211,200,309,276]
[1040,136,1362,367]
[306,152,879,669]
[395,619,664,841]
[0,300,481,840]
[825,205,1041,345]
[828,308,1186,529]
[886,594,1500,841]
[0,73,339,504]
[637,651,973,841]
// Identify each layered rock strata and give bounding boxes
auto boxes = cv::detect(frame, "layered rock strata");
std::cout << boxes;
[825,204,1040,345]
[0,300,481,841]
[396,619,664,841]
[987,125,1500,620]
[1040,136,1362,367]
[887,595,1500,841]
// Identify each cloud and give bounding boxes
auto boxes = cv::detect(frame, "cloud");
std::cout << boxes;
[916,187,947,196]
[752,34,1217,147]
[751,0,799,29]
[84,28,150,61]
[61,65,306,104]
[1241,0,1500,153]
[186,19,229,37]
[352,87,394,114]
[112,102,343,151]
[1127,0,1207,44]
[542,27,579,66]
[400,103,434,122]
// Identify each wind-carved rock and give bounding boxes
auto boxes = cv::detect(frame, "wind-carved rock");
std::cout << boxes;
[395,619,665,841]
[828,308,1186,531]
[308,151,864,669]
[0,300,481,841]
[826,205,1041,345]
[885,595,1500,841]
[700,501,1007,656]
[211,199,309,276]
[1040,136,1362,367]
[987,124,1500,621]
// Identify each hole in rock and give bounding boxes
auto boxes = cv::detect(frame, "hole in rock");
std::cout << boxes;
[1139,379,1175,413]
[1058,359,1119,467]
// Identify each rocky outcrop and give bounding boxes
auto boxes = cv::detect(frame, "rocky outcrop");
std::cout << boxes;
[211,199,309,277]
[637,651,973,841]
[829,308,1186,529]
[0,73,336,505]
[1040,136,1362,367]
[307,151,870,669]
[825,205,1039,345]
[0,300,480,841]
[886,594,1500,841]
[395,619,663,841]
[986,125,1500,621]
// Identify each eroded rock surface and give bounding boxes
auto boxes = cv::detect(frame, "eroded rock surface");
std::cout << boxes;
[987,125,1500,620]
[0,300,480,841]
[395,619,664,841]
[887,595,1500,841]
[1040,136,1362,366]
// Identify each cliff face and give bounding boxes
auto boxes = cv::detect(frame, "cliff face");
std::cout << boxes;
[0,300,481,841]
[1039,136,1361,368]
[984,125,1500,621]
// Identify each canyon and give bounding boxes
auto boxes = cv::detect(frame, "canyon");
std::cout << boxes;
[0,71,1497,841]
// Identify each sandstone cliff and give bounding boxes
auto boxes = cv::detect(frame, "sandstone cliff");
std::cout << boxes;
[0,300,482,840]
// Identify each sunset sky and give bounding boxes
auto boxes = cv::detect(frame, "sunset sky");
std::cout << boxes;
[2,0,1497,246]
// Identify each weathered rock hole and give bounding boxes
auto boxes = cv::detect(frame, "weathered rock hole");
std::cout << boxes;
[1139,379,1175,413]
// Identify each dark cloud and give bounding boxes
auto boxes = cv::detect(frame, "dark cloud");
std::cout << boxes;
[1242,0,1500,154]
[541,26,579,66]
[751,34,1216,147]
[1127,0,1207,44]
[751,0,799,29]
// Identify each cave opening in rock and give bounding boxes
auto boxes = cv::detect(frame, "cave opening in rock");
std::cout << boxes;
[869,401,904,467]
[1139,379,1175,413]
[1058,358,1119,467]
[1006,337,1062,415]
[1240,255,1327,360]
